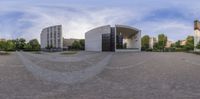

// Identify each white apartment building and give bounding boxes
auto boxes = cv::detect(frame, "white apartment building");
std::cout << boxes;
[165,40,173,48]
[40,25,63,51]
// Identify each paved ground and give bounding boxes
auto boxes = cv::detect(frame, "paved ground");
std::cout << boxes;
[1,52,200,99]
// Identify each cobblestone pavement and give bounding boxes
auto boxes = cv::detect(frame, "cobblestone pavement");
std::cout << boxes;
[1,52,200,99]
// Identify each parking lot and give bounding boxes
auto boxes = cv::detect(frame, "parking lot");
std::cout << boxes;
[1,52,200,99]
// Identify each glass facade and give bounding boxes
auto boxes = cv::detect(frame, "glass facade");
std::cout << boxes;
[102,34,111,51]
[116,34,123,49]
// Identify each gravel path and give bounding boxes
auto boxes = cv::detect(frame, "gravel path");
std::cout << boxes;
[17,52,113,84]
[22,51,101,62]
[1,52,200,99]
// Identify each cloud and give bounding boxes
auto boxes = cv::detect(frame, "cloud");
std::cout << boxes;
[0,5,134,42]
[0,0,199,42]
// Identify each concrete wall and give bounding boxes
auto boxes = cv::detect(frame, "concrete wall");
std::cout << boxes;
[85,25,111,51]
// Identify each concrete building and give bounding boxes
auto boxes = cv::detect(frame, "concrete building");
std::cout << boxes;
[149,37,157,49]
[180,40,186,46]
[85,25,141,52]
[165,40,173,48]
[194,20,200,51]
[40,25,63,51]
[0,39,6,41]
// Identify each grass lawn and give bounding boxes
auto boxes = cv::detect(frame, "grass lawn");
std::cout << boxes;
[60,51,78,55]
[32,51,42,54]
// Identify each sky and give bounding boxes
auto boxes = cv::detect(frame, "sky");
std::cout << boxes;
[0,0,199,42]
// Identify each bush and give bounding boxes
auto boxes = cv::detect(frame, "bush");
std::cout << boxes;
[146,48,153,52]
[70,40,85,50]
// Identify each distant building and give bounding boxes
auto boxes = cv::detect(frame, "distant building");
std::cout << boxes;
[0,39,6,41]
[40,25,63,51]
[85,25,141,52]
[165,40,173,48]
[180,40,186,46]
[194,20,200,51]
[149,37,157,49]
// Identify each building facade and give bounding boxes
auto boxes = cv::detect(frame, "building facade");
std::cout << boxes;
[180,40,186,46]
[165,40,173,48]
[149,37,157,49]
[194,20,200,51]
[40,25,63,51]
[0,39,6,41]
[85,25,141,52]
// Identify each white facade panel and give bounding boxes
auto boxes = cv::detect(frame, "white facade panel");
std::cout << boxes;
[85,25,111,51]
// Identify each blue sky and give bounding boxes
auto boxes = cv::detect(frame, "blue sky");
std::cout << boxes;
[0,0,199,41]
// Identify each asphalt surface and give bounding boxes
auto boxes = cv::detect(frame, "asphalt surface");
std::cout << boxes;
[1,52,200,99]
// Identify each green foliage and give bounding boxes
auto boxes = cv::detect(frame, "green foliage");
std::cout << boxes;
[71,40,81,50]
[141,35,150,51]
[14,38,26,50]
[0,41,7,51]
[0,38,40,51]
[175,40,182,48]
[79,39,85,50]
[61,51,77,55]
[0,40,15,51]
[28,39,40,51]
[71,40,85,50]
[185,36,194,51]
[157,34,167,51]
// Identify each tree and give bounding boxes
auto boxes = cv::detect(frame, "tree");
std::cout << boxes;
[24,43,32,51]
[71,40,81,50]
[79,39,85,50]
[185,36,194,51]
[158,34,167,51]
[5,40,15,51]
[0,40,15,51]
[28,39,40,51]
[141,35,150,51]
[175,40,181,48]
[0,40,7,51]
[15,38,26,50]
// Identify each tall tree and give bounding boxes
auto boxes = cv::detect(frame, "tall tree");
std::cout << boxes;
[71,40,81,50]
[28,39,40,51]
[185,36,194,51]
[141,35,150,51]
[0,41,7,51]
[15,38,26,50]
[5,40,15,51]
[175,40,181,48]
[158,34,167,51]
[79,39,85,50]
